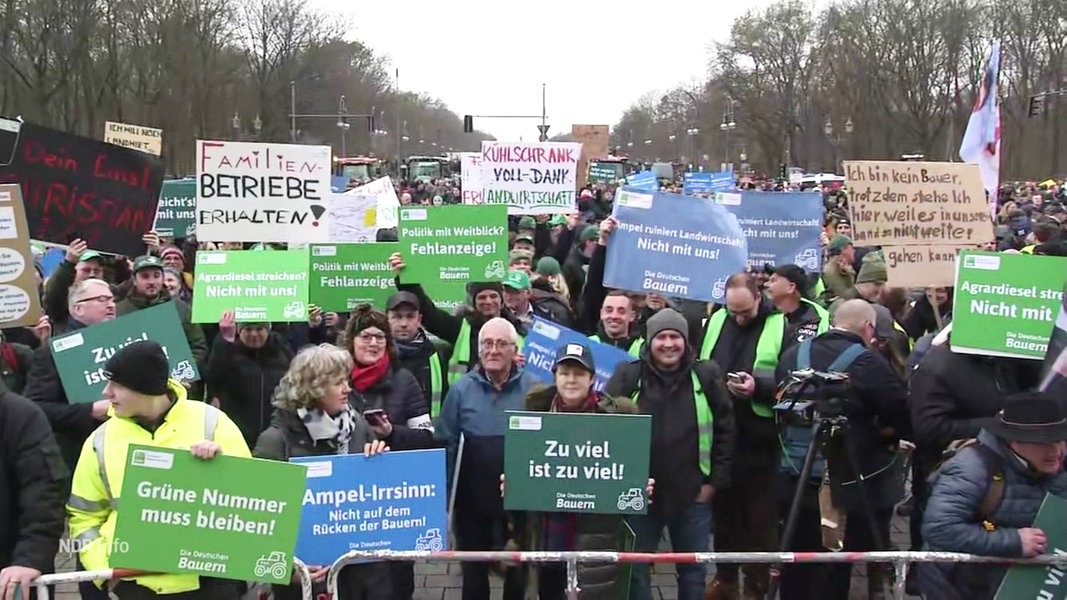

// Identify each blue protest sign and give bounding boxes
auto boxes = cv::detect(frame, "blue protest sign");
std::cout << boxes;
[714,191,823,272]
[605,189,748,302]
[625,171,658,192]
[39,247,66,279]
[331,176,350,193]
[291,449,448,565]
[523,317,633,391]
[683,171,734,195]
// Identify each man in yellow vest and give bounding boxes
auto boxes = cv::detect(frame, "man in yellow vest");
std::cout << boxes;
[766,265,831,346]
[67,341,250,599]
[586,290,645,357]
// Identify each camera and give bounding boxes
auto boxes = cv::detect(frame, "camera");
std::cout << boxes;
[773,369,855,427]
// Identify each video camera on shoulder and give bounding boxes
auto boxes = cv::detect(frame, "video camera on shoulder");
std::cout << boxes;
[773,368,855,427]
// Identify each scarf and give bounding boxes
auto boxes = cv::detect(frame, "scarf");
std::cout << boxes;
[350,354,391,393]
[550,390,600,413]
[394,330,428,360]
[298,405,357,455]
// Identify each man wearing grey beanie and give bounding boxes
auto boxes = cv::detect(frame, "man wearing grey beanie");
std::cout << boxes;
[604,308,737,600]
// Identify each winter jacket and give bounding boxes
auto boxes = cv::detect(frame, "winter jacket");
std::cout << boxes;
[529,288,575,329]
[253,407,390,600]
[511,385,637,600]
[917,429,1067,600]
[0,340,33,394]
[115,290,209,391]
[347,364,436,451]
[394,330,451,417]
[0,382,67,576]
[562,246,591,314]
[604,353,736,517]
[204,332,294,448]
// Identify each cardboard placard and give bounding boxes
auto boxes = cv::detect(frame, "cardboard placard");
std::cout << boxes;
[104,121,163,156]
[0,184,43,327]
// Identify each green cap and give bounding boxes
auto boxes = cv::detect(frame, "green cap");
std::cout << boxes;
[514,233,535,246]
[509,249,534,264]
[579,224,600,242]
[79,250,104,263]
[536,256,562,276]
[132,254,164,273]
[828,235,853,254]
[504,270,531,291]
[548,215,567,227]
[517,216,537,230]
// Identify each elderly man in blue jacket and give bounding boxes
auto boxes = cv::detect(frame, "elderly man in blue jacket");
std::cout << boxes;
[434,317,538,600]
[919,392,1067,600]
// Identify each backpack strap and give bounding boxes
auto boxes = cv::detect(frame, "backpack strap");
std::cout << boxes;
[972,443,1006,520]
[797,339,813,370]
[827,344,866,372]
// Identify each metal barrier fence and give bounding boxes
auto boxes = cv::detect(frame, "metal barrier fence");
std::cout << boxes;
[30,551,1067,600]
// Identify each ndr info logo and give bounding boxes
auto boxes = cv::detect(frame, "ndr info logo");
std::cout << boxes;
[59,537,129,555]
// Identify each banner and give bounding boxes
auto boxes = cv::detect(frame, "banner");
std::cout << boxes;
[625,172,657,192]
[714,191,823,271]
[844,160,992,287]
[327,176,400,243]
[291,449,447,566]
[522,317,632,391]
[49,302,200,402]
[0,184,43,327]
[950,251,1066,360]
[588,163,620,184]
[111,444,307,584]
[398,205,508,312]
[480,141,580,214]
[1040,278,1067,396]
[683,171,734,195]
[153,179,196,238]
[104,121,163,156]
[195,140,331,244]
[460,153,484,204]
[503,411,652,514]
[995,493,1067,600]
[308,243,396,311]
[191,250,310,323]
[0,121,165,256]
[605,189,748,302]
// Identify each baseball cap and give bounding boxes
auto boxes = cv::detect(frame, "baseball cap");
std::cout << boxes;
[871,304,897,341]
[503,270,531,291]
[517,216,536,230]
[79,250,104,263]
[386,291,420,312]
[132,255,164,273]
[552,342,595,373]
[773,264,809,295]
[548,215,567,227]
[827,235,853,255]
[514,234,535,246]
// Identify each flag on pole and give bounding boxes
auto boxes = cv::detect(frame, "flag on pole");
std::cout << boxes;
[959,40,1001,218]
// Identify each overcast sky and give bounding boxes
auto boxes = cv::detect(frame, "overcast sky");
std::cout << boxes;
[313,0,790,143]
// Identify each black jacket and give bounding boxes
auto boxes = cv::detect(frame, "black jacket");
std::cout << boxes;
[347,366,436,451]
[529,288,575,328]
[776,329,911,511]
[604,354,736,517]
[22,319,100,472]
[394,330,451,416]
[562,245,591,314]
[204,332,294,448]
[0,383,67,575]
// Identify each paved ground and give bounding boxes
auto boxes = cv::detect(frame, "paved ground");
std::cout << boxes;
[49,513,918,599]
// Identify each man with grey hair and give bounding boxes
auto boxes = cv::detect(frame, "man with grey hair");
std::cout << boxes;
[773,298,910,599]
[434,317,535,600]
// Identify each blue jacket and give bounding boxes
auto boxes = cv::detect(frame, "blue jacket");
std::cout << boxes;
[434,366,539,515]
[918,429,1067,599]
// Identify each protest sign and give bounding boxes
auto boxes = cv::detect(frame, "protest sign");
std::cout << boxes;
[571,124,609,190]
[291,449,447,565]
[684,171,734,195]
[308,243,396,311]
[995,494,1067,600]
[1040,278,1067,396]
[480,141,580,214]
[195,140,331,244]
[153,179,196,238]
[111,444,306,584]
[503,411,651,514]
[50,302,199,402]
[0,184,43,327]
[605,189,748,302]
[398,205,508,311]
[327,177,400,243]
[0,122,165,256]
[845,161,992,286]
[714,191,823,272]
[104,121,163,156]
[588,163,619,184]
[522,317,632,391]
[191,250,310,323]
[625,172,658,192]
[460,153,484,204]
[951,251,1066,360]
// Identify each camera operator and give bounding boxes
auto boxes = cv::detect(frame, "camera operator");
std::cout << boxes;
[773,299,911,599]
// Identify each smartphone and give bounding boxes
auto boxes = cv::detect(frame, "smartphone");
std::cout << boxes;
[363,409,386,425]
[727,372,743,384]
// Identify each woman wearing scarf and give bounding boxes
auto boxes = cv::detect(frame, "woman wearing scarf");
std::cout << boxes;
[252,343,391,600]
[341,305,438,600]
[505,343,653,600]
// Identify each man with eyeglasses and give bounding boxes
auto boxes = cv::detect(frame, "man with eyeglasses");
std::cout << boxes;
[23,278,117,600]
[435,317,537,600]
[42,239,110,330]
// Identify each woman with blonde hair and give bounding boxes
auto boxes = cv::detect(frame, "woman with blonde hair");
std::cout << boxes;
[533,256,571,304]
[253,343,391,600]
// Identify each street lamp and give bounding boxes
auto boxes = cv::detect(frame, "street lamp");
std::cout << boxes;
[231,112,240,138]
[253,114,262,133]
[337,95,351,156]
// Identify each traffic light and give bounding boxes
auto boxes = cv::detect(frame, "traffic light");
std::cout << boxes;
[1028,95,1045,118]
[779,163,787,180]
[367,116,375,132]
[463,115,474,133]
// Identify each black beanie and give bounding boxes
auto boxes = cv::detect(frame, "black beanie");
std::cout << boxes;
[468,282,503,298]
[104,340,170,395]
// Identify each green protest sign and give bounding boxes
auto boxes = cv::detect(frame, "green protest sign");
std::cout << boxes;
[398,205,508,312]
[503,410,652,514]
[154,180,197,238]
[995,494,1067,600]
[112,444,307,584]
[191,250,310,323]
[951,251,1067,359]
[308,243,396,312]
[50,302,199,403]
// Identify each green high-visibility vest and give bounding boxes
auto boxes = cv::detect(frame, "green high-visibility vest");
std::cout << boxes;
[588,334,645,358]
[428,351,443,417]
[632,371,713,476]
[811,277,826,303]
[802,298,832,335]
[699,310,784,418]
[447,319,525,385]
